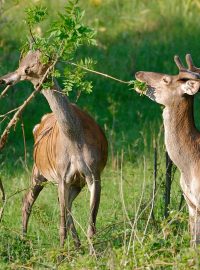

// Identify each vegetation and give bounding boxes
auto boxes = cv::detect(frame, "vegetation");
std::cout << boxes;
[24,1,97,95]
[1,0,200,269]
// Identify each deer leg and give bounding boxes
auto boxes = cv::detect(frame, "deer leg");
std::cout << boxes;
[22,165,46,235]
[189,208,200,247]
[86,175,101,242]
[66,185,82,248]
[58,180,70,248]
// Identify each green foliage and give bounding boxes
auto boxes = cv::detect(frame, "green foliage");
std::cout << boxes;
[129,80,147,93]
[24,0,96,95]
[0,227,32,264]
[25,5,47,27]
[63,58,96,94]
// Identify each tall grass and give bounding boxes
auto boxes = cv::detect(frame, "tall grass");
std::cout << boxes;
[1,0,200,269]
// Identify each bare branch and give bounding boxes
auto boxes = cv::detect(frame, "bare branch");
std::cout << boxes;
[21,117,28,170]
[0,186,30,222]
[29,26,37,45]
[62,60,130,85]
[0,106,19,118]
[0,107,20,125]
[0,85,11,99]
[0,117,6,124]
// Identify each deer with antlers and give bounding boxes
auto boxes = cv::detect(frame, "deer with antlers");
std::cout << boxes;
[135,54,200,246]
[0,50,108,249]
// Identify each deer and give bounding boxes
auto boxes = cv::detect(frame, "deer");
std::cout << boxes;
[135,54,200,247]
[0,50,108,250]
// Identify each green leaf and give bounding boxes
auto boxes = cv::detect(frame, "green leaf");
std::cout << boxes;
[25,6,47,26]
[129,80,147,93]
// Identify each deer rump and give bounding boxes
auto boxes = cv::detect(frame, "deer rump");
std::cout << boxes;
[33,103,108,185]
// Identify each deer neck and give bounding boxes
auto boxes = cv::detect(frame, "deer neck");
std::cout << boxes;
[41,79,82,141]
[163,96,200,174]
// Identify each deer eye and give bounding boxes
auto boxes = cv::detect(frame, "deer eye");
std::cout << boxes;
[178,78,189,82]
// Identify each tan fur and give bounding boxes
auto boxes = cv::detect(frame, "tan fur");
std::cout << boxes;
[32,124,40,135]
[0,50,108,250]
[41,113,50,122]
[135,54,200,246]
[33,105,108,183]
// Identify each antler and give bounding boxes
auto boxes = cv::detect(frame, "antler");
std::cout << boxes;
[174,54,200,80]
[174,55,186,71]
[185,54,200,73]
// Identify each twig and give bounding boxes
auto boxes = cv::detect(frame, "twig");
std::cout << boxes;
[7,188,29,201]
[0,89,39,150]
[62,60,131,85]
[21,117,28,171]
[0,106,19,118]
[0,116,7,124]
[0,85,11,98]
[29,26,37,45]
[0,186,30,222]
[64,60,147,96]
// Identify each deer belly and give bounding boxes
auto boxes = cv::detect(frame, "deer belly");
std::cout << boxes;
[34,136,58,182]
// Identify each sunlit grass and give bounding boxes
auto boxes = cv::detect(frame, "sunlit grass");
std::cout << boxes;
[0,139,188,269]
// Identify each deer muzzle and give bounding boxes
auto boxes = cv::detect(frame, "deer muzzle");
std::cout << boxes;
[146,86,156,101]
[0,72,20,86]
[135,71,156,101]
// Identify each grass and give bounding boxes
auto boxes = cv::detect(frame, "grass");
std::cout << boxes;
[1,0,200,269]
[0,144,189,269]
[0,142,192,269]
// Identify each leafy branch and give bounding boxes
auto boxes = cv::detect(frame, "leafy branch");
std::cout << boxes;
[61,60,147,93]
[23,0,147,95]
[23,0,96,95]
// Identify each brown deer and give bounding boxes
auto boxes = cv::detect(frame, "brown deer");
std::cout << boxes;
[135,55,200,247]
[0,50,108,249]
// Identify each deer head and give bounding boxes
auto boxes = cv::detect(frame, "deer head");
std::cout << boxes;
[0,50,50,87]
[135,55,200,106]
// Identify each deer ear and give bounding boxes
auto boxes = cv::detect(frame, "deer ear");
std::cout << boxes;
[181,80,200,95]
